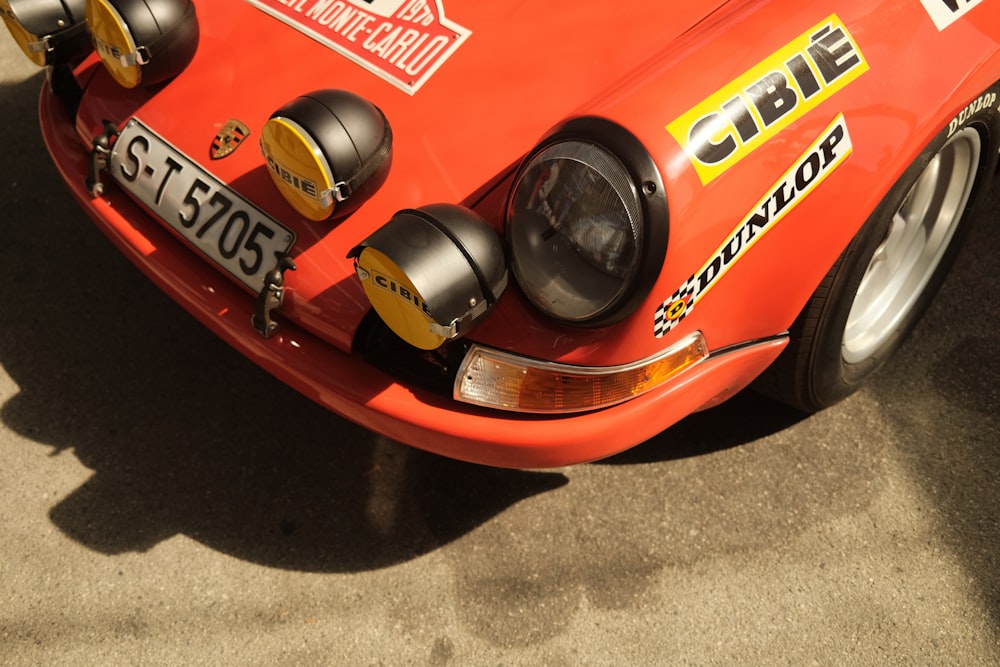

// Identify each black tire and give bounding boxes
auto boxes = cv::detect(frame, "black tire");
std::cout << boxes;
[758,83,1000,412]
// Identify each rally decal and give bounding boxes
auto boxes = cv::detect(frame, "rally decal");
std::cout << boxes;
[246,0,470,95]
[919,0,987,30]
[666,15,866,186]
[654,114,854,338]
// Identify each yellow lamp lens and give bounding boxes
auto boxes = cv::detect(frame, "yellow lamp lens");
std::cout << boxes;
[85,0,141,88]
[1,3,47,66]
[354,247,446,351]
[260,117,337,221]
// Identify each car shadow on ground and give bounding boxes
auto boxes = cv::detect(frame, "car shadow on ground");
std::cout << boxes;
[0,73,561,571]
[0,73,803,574]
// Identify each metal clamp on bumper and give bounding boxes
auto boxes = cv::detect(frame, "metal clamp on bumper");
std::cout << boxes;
[85,121,120,197]
[252,255,297,338]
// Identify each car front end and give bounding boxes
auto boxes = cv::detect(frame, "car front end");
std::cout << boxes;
[9,0,910,467]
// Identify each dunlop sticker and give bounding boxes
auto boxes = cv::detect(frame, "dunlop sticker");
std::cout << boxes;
[666,14,867,185]
[654,114,854,337]
[247,0,470,95]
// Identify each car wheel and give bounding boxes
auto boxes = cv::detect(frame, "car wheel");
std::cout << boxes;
[758,84,1000,412]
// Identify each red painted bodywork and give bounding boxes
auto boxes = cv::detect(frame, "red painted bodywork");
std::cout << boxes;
[31,0,1000,466]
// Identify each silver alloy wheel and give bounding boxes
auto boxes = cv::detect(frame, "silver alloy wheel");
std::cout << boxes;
[841,127,982,364]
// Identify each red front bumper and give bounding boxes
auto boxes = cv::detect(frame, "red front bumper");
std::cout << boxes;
[40,83,787,469]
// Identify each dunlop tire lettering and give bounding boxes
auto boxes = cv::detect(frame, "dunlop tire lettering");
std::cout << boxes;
[948,92,997,136]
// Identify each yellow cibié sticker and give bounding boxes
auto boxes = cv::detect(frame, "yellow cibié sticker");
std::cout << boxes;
[667,14,868,185]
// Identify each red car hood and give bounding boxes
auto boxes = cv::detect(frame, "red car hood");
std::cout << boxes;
[75,0,728,352]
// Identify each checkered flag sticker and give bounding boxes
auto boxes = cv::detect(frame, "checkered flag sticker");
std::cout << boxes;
[654,277,696,337]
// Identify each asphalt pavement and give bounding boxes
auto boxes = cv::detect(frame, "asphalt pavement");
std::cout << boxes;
[1,38,999,665]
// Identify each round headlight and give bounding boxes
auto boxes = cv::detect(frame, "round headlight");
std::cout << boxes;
[1,0,89,67]
[260,90,393,221]
[506,118,668,325]
[85,0,198,88]
[349,204,507,350]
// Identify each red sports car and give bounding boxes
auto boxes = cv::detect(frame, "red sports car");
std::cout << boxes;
[3,0,998,467]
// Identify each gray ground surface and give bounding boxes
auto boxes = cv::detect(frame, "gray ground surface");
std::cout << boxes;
[1,39,998,665]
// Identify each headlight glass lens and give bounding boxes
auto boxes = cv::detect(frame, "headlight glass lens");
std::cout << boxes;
[2,0,89,67]
[85,0,140,87]
[85,0,198,88]
[260,116,338,221]
[261,89,393,221]
[507,141,643,323]
[0,3,45,66]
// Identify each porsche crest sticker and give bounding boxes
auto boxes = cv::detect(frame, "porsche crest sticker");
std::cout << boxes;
[246,0,470,95]
[211,119,251,159]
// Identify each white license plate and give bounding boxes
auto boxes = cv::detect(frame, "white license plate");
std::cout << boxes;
[110,118,295,291]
